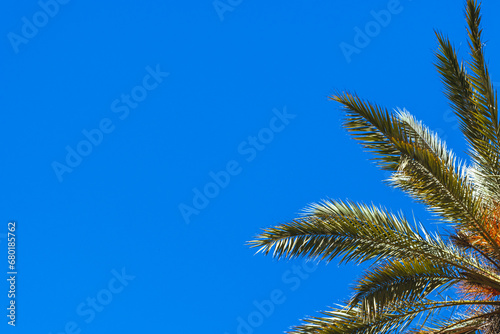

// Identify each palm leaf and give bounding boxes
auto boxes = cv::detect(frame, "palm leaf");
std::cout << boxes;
[435,0,500,202]
[351,258,462,318]
[250,1,500,333]
[331,92,500,258]
[288,300,500,334]
[250,200,498,280]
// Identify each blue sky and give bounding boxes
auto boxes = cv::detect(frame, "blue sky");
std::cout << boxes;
[2,0,500,333]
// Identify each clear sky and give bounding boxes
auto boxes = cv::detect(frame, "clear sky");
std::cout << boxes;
[2,0,500,333]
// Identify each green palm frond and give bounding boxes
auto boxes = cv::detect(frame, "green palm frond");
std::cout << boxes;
[451,232,500,272]
[332,91,473,216]
[331,92,500,256]
[407,306,500,334]
[396,109,456,167]
[406,315,482,333]
[288,304,415,334]
[250,200,498,279]
[288,300,500,334]
[434,0,500,202]
[434,31,480,147]
[250,1,500,333]
[465,0,500,203]
[465,0,498,138]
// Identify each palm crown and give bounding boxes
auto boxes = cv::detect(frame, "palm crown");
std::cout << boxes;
[249,1,500,333]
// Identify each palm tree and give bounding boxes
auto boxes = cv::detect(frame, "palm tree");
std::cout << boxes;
[249,1,500,333]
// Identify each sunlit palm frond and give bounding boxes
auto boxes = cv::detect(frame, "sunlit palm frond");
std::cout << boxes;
[435,0,500,202]
[288,300,500,334]
[250,200,498,280]
[250,1,500,333]
[330,92,500,256]
[465,0,498,140]
[287,304,415,334]
[396,109,456,169]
